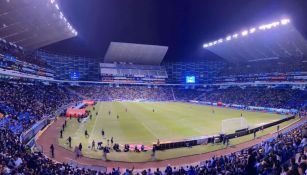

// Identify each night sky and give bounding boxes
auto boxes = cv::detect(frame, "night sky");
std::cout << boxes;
[43,0,307,62]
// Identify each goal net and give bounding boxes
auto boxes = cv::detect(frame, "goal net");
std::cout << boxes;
[221,117,249,134]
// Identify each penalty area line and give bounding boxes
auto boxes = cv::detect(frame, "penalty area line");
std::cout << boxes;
[141,122,159,139]
[87,114,100,146]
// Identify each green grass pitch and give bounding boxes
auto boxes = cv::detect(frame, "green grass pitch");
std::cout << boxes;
[58,101,293,162]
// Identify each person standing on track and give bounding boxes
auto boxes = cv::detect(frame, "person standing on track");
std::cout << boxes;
[67,136,72,148]
[91,140,95,150]
[85,129,89,138]
[79,143,83,152]
[156,139,160,150]
[50,144,54,158]
[101,129,105,137]
[60,129,63,138]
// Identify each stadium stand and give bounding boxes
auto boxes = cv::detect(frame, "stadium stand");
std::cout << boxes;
[0,1,306,173]
[0,38,306,173]
[0,114,306,174]
[0,80,80,133]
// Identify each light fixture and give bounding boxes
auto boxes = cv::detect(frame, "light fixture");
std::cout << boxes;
[202,18,291,48]
[249,28,256,33]
[232,33,238,38]
[271,22,280,27]
[226,36,232,41]
[281,18,290,25]
[258,25,266,30]
[59,12,63,19]
[241,30,248,36]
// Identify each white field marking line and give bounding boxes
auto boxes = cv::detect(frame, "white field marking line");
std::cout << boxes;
[128,102,166,139]
[177,118,203,134]
[73,120,86,139]
[141,122,159,139]
[87,113,101,147]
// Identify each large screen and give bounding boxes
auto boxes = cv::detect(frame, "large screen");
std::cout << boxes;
[70,71,80,80]
[186,76,195,83]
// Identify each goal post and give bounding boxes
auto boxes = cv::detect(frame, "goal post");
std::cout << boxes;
[221,117,249,134]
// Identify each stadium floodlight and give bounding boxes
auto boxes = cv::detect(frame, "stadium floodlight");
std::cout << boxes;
[55,3,60,10]
[258,25,266,30]
[281,18,290,25]
[232,33,238,38]
[271,21,280,27]
[203,43,209,48]
[59,12,63,19]
[50,0,55,4]
[202,17,291,48]
[249,28,256,33]
[266,24,272,29]
[226,35,232,41]
[241,30,248,36]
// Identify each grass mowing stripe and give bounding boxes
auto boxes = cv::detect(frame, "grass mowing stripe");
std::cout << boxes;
[58,101,288,161]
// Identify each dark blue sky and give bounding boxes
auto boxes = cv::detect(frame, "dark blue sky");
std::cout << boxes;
[43,0,307,62]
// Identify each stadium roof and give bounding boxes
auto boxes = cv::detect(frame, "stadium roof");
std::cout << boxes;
[104,42,168,65]
[203,19,307,62]
[0,0,77,50]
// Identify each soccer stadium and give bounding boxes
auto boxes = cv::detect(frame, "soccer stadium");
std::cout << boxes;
[0,0,307,174]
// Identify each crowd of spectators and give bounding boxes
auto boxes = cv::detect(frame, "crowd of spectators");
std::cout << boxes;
[70,85,306,110]
[0,80,80,133]
[0,79,306,174]
[1,117,306,174]
[196,87,307,109]
[0,81,305,135]
[137,122,307,175]
[0,128,105,174]
[70,85,174,101]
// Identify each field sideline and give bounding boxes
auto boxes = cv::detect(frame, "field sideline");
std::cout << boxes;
[58,101,291,161]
